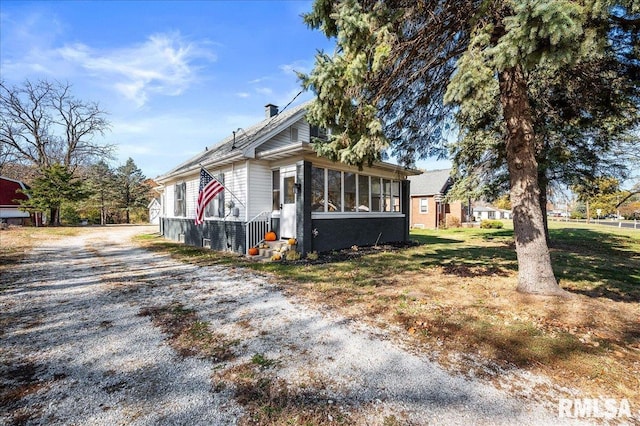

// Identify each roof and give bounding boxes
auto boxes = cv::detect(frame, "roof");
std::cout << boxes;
[157,101,310,181]
[408,169,452,196]
[0,176,29,205]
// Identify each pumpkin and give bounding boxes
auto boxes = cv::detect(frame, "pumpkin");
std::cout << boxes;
[271,252,282,261]
[265,231,277,241]
[248,247,259,256]
[288,238,297,245]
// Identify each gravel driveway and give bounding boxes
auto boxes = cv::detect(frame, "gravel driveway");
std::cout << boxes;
[1,226,576,425]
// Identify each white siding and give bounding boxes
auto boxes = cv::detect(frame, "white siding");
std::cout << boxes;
[229,163,247,220]
[186,178,198,218]
[297,118,310,141]
[256,118,310,153]
[164,185,175,217]
[247,161,272,219]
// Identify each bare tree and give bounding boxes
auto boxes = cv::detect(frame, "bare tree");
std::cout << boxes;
[0,79,113,172]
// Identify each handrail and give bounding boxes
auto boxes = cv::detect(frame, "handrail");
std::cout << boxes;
[245,211,271,255]
[246,210,271,225]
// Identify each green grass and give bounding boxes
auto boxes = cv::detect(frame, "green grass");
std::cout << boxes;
[408,222,639,301]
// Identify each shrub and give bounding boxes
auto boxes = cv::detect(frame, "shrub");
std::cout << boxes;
[446,216,462,228]
[480,219,504,229]
[285,250,301,261]
[306,251,319,261]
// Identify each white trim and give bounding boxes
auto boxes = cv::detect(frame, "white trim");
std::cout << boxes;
[312,212,404,220]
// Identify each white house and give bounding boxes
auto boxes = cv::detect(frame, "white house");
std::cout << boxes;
[473,206,512,221]
[155,102,420,255]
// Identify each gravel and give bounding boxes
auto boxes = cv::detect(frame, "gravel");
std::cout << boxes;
[0,226,580,425]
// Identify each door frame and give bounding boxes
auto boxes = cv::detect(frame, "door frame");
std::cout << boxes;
[279,166,297,239]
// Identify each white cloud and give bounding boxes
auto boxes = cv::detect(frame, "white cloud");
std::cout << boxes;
[279,60,312,76]
[255,87,273,96]
[56,32,216,107]
[248,77,269,84]
[236,92,250,98]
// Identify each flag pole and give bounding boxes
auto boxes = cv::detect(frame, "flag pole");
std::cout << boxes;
[200,164,246,207]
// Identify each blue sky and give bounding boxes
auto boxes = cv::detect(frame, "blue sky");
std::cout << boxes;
[1,0,451,178]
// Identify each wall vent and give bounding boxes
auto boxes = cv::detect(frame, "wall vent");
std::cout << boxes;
[178,233,185,243]
[202,238,211,248]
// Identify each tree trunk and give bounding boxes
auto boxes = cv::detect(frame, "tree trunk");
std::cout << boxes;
[538,171,550,245]
[50,207,60,226]
[498,65,567,296]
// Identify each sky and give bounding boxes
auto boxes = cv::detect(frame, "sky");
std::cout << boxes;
[0,0,453,179]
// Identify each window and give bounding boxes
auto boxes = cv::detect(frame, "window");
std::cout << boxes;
[272,170,280,211]
[371,178,381,212]
[310,125,327,140]
[284,175,295,204]
[174,182,186,217]
[344,172,356,211]
[310,166,401,214]
[311,166,325,212]
[382,179,391,212]
[290,127,298,142]
[205,173,225,218]
[420,198,428,213]
[487,211,496,219]
[392,181,401,212]
[327,170,342,212]
[358,175,369,212]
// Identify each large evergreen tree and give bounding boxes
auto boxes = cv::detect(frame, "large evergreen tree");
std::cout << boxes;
[115,158,150,224]
[85,160,119,225]
[19,163,87,226]
[301,0,639,296]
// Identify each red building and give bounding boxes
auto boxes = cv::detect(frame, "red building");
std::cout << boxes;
[408,169,468,229]
[0,176,41,226]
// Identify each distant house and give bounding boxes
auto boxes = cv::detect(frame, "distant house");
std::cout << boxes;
[148,198,161,225]
[473,205,512,221]
[0,176,41,226]
[155,102,420,255]
[408,169,467,229]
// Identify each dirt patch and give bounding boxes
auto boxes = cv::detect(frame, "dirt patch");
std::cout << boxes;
[214,357,354,425]
[138,302,237,362]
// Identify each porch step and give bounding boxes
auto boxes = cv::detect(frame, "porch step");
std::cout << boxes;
[248,240,296,262]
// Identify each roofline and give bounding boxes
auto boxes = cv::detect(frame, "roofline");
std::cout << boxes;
[156,150,245,182]
[0,176,27,188]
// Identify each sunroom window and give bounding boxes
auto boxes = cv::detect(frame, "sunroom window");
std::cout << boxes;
[311,166,401,214]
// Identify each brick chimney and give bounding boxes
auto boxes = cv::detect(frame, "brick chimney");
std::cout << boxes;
[265,103,279,118]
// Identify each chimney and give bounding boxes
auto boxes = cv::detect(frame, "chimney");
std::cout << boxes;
[265,103,279,118]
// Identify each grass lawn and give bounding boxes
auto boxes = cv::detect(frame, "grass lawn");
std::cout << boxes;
[3,223,639,408]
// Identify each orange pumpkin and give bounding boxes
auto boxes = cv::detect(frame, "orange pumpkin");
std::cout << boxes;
[265,231,277,241]
[248,247,259,256]
[288,238,297,245]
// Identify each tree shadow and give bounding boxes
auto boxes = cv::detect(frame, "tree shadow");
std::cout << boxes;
[412,245,518,277]
[548,228,639,302]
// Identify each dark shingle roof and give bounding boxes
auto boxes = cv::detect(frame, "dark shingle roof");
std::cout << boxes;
[408,169,452,196]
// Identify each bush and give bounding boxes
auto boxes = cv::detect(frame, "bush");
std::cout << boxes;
[446,216,462,228]
[480,219,504,229]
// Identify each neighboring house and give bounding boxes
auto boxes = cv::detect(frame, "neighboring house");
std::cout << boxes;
[148,198,161,225]
[155,102,420,255]
[0,176,41,226]
[408,169,467,229]
[473,206,512,220]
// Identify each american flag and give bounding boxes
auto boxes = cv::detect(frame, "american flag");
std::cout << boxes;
[195,168,224,225]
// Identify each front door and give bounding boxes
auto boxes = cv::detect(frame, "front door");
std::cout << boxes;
[280,169,296,239]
